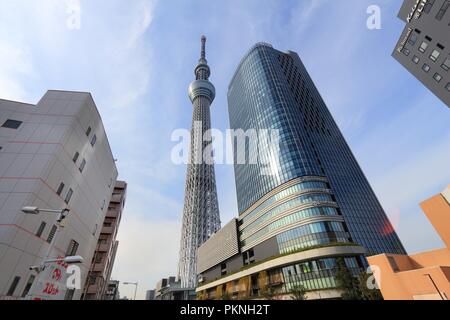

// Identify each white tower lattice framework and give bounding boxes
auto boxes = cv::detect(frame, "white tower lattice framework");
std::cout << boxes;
[178,36,221,288]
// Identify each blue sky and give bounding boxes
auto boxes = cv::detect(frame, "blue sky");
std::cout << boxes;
[1,0,449,299]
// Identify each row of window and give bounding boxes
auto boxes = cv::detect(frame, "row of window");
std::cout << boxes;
[403,29,450,93]
[240,180,329,225]
[240,201,337,239]
[423,0,450,22]
[241,219,346,248]
[406,30,449,71]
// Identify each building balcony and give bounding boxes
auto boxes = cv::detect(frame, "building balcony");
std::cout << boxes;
[110,194,123,203]
[93,262,106,273]
[101,226,114,235]
[106,209,119,218]
[86,284,100,294]
[97,243,111,253]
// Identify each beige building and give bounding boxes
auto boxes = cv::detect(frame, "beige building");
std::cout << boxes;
[0,91,118,300]
[368,185,450,300]
[82,181,127,300]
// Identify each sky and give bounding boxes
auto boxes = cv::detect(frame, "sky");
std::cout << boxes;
[0,0,449,299]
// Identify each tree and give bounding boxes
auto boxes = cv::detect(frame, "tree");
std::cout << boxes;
[335,257,362,300]
[290,285,308,300]
[358,272,383,300]
[260,287,278,300]
[221,291,231,300]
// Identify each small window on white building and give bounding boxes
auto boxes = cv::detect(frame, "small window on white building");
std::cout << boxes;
[430,49,440,62]
[65,188,74,204]
[2,119,22,129]
[419,41,429,53]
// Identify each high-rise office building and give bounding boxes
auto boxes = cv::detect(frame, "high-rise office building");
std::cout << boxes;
[394,0,450,107]
[0,91,118,300]
[196,43,405,300]
[178,36,221,289]
[82,181,127,300]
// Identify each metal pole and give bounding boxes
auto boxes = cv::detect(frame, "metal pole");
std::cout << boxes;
[134,283,138,301]
[25,210,67,300]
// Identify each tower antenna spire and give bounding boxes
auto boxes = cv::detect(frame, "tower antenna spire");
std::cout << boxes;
[201,35,207,61]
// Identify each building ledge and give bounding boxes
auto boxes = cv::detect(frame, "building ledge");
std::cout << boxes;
[197,243,365,292]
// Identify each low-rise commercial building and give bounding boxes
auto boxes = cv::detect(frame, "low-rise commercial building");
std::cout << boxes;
[368,185,450,300]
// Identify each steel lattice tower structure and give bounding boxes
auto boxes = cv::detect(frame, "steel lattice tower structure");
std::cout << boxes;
[178,36,221,288]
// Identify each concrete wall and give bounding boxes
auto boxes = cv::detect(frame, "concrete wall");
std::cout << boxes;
[0,91,118,300]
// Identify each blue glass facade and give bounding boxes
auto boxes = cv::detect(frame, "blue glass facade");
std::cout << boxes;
[228,43,405,256]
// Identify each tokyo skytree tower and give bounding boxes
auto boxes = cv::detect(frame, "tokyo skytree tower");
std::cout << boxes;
[178,36,221,288]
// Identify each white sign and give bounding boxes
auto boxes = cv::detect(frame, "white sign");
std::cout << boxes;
[407,0,428,22]
[27,256,70,300]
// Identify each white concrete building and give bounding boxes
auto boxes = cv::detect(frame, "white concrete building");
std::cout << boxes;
[0,90,118,300]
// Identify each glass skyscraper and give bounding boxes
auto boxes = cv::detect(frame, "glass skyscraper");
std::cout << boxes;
[228,43,405,257]
[195,43,405,299]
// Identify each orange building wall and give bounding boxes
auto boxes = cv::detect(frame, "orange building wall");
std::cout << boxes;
[368,186,450,300]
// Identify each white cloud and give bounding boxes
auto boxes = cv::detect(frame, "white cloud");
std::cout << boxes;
[0,31,34,101]
[112,216,180,300]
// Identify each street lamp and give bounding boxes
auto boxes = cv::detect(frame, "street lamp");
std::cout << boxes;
[123,282,139,300]
[21,206,79,299]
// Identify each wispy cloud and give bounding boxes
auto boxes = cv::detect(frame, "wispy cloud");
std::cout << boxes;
[112,215,180,300]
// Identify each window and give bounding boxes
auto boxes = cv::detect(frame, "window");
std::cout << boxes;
[419,41,429,53]
[7,276,21,296]
[424,0,436,13]
[436,0,450,20]
[422,63,430,72]
[56,182,65,196]
[73,152,80,163]
[95,253,103,263]
[66,239,79,256]
[79,159,86,173]
[86,127,91,136]
[412,56,420,64]
[442,58,450,71]
[65,188,74,204]
[1,119,22,129]
[21,275,36,298]
[433,73,442,82]
[90,134,97,147]
[221,263,227,276]
[408,33,418,46]
[402,48,410,56]
[47,225,57,243]
[36,222,46,237]
[446,82,450,91]
[388,256,400,272]
[430,49,440,61]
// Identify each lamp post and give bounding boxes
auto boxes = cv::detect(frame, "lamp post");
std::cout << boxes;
[123,282,139,300]
[423,274,445,300]
[21,206,78,300]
